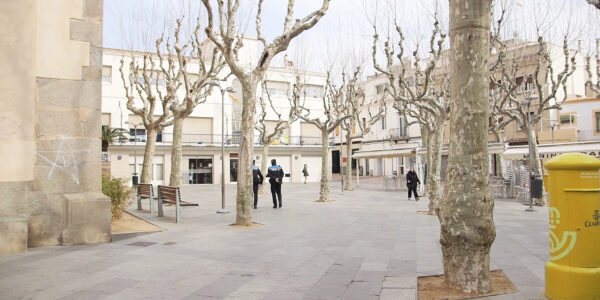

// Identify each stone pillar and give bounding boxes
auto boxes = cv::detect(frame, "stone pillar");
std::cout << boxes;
[1,0,110,254]
[0,0,37,255]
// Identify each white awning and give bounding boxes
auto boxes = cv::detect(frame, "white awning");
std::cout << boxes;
[502,142,600,160]
[353,144,418,158]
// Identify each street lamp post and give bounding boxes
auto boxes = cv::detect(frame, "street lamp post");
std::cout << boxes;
[209,82,235,214]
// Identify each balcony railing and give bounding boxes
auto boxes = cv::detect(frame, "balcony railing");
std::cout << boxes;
[578,130,600,142]
[389,128,408,140]
[120,133,324,146]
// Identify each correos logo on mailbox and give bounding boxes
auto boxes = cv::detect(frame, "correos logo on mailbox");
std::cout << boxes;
[585,209,600,228]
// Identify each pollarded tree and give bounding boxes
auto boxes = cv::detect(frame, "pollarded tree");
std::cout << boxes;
[586,39,600,96]
[163,19,227,187]
[201,0,330,225]
[492,35,576,178]
[373,17,450,214]
[289,73,352,202]
[439,0,495,293]
[338,67,386,191]
[120,46,175,184]
[255,81,298,193]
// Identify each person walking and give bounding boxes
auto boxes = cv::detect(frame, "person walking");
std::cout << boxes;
[267,159,284,208]
[302,164,309,184]
[406,166,420,201]
[252,160,263,209]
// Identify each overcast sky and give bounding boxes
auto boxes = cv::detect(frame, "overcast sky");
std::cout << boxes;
[103,0,600,75]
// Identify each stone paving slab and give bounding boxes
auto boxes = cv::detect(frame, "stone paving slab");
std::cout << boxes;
[0,181,549,299]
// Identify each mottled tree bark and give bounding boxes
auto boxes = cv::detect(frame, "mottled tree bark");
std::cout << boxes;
[141,129,158,183]
[168,117,184,186]
[318,131,331,202]
[440,0,496,293]
[236,83,258,226]
[526,125,542,175]
[428,122,445,214]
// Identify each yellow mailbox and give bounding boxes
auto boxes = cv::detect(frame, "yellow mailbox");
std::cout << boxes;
[544,153,600,299]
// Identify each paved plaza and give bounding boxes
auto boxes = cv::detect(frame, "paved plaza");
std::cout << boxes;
[0,179,549,300]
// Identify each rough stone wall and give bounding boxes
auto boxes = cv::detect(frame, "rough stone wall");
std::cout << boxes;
[0,0,110,255]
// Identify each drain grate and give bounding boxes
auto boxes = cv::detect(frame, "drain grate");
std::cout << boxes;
[162,242,177,246]
[127,241,157,247]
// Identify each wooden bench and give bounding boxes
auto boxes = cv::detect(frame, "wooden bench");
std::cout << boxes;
[136,183,154,213]
[157,185,198,223]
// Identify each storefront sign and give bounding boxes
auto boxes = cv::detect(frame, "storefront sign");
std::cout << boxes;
[522,151,599,160]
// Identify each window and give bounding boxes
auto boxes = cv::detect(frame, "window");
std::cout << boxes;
[596,112,600,132]
[398,114,406,137]
[301,85,324,98]
[376,84,387,94]
[265,81,289,96]
[154,164,164,181]
[381,116,386,130]
[150,76,166,87]
[128,128,162,142]
[129,76,144,85]
[102,66,112,83]
[515,76,524,93]
[129,128,146,142]
[524,76,534,92]
[560,114,576,126]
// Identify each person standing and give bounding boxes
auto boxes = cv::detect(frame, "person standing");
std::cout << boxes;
[406,166,420,201]
[302,164,309,184]
[267,159,284,208]
[252,160,263,209]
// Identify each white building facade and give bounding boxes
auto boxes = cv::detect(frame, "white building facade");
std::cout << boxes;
[101,39,329,186]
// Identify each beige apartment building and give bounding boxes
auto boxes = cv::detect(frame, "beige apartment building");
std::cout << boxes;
[340,38,595,183]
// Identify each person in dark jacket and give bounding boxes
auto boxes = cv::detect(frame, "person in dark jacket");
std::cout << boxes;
[406,166,420,201]
[267,159,284,208]
[252,160,264,209]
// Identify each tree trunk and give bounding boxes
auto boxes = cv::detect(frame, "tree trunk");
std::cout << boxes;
[141,128,157,183]
[440,0,496,293]
[422,127,432,197]
[169,116,184,187]
[428,122,445,214]
[526,125,542,175]
[344,135,353,191]
[235,83,257,226]
[318,130,331,202]
[425,128,433,209]
[526,124,545,205]
[259,143,269,194]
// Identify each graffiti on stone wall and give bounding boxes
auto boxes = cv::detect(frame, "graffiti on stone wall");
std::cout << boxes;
[34,138,91,185]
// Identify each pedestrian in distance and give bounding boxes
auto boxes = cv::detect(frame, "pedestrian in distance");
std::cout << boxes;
[302,164,309,184]
[267,159,284,208]
[252,160,264,209]
[406,166,420,201]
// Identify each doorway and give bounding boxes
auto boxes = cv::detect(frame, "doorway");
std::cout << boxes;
[332,150,340,174]
[188,158,213,184]
[230,157,238,182]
